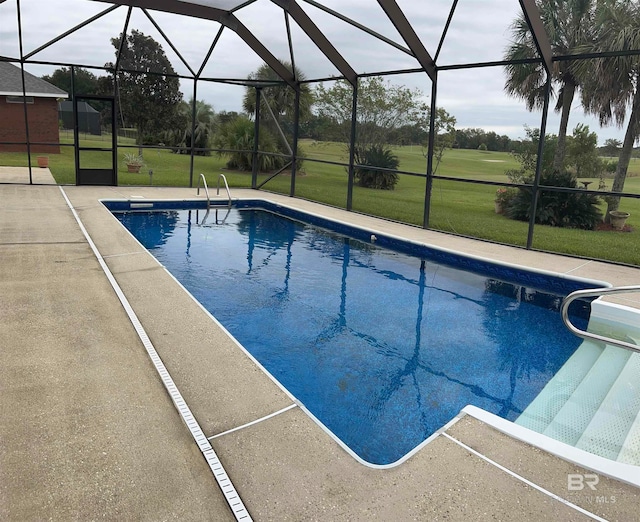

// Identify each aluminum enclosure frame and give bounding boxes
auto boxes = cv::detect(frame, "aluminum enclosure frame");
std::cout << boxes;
[3,0,640,251]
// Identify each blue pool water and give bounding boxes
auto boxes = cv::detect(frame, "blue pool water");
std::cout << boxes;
[114,205,591,465]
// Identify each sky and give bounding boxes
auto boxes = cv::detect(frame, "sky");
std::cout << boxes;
[0,0,631,143]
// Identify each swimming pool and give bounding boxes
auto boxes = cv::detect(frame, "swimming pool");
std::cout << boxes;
[111,201,598,465]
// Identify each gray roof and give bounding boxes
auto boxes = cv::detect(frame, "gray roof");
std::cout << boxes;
[59,100,99,113]
[0,61,68,98]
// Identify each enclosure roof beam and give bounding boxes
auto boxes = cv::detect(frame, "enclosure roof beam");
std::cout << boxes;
[92,0,228,23]
[226,15,297,88]
[92,0,296,87]
[271,0,357,86]
[142,8,196,77]
[376,0,435,81]
[230,0,259,12]
[518,0,553,73]
[24,4,120,60]
[299,0,413,57]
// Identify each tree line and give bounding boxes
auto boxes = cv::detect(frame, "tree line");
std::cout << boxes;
[41,0,640,206]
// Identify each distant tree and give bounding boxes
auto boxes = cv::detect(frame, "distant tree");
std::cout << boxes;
[601,138,622,156]
[421,106,456,174]
[565,124,603,178]
[315,77,423,189]
[484,131,507,152]
[315,76,422,162]
[505,126,558,183]
[454,128,515,152]
[420,104,456,174]
[105,30,183,153]
[389,123,426,146]
[42,66,101,95]
[301,114,347,142]
[216,111,241,126]
[455,128,485,150]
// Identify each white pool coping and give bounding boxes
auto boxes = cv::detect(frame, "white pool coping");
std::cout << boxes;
[460,404,640,488]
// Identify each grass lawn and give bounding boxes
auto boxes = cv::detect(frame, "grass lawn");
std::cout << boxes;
[2,135,639,265]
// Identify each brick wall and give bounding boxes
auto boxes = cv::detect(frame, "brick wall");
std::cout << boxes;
[0,96,61,153]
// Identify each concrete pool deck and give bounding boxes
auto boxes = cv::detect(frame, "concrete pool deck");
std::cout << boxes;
[2,181,639,520]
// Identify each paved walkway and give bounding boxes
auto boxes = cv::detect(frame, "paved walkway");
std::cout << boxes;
[1,181,639,520]
[0,184,233,520]
[0,165,57,184]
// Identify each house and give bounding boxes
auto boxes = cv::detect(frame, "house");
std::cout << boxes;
[0,61,68,153]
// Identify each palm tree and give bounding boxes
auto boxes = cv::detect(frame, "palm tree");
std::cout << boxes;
[579,0,640,218]
[188,99,216,153]
[242,60,313,132]
[170,99,216,155]
[504,0,596,172]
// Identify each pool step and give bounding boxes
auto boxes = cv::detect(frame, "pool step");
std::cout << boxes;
[515,340,604,433]
[618,403,640,465]
[542,345,631,445]
[516,340,640,465]
[618,335,640,465]
[575,352,640,461]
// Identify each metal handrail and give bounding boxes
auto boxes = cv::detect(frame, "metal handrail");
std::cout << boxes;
[217,173,232,208]
[561,286,640,354]
[197,173,211,209]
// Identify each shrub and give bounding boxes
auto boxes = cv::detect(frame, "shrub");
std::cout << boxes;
[506,170,603,230]
[354,145,400,190]
[495,187,518,206]
[604,160,618,174]
[212,116,306,174]
[213,116,281,172]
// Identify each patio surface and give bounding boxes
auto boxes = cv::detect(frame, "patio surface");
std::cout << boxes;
[2,176,639,520]
[0,165,58,185]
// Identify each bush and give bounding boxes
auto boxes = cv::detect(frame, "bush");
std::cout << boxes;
[212,116,281,172]
[604,160,618,174]
[212,115,306,174]
[506,170,603,230]
[354,145,400,190]
[495,187,518,206]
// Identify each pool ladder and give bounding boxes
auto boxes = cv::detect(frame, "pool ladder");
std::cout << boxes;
[562,285,640,353]
[197,173,233,210]
[196,174,232,225]
[197,173,211,209]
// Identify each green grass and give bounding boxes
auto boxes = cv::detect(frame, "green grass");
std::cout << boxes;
[2,134,639,265]
[263,140,640,265]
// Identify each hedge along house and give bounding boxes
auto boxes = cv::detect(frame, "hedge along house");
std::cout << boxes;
[0,61,68,154]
